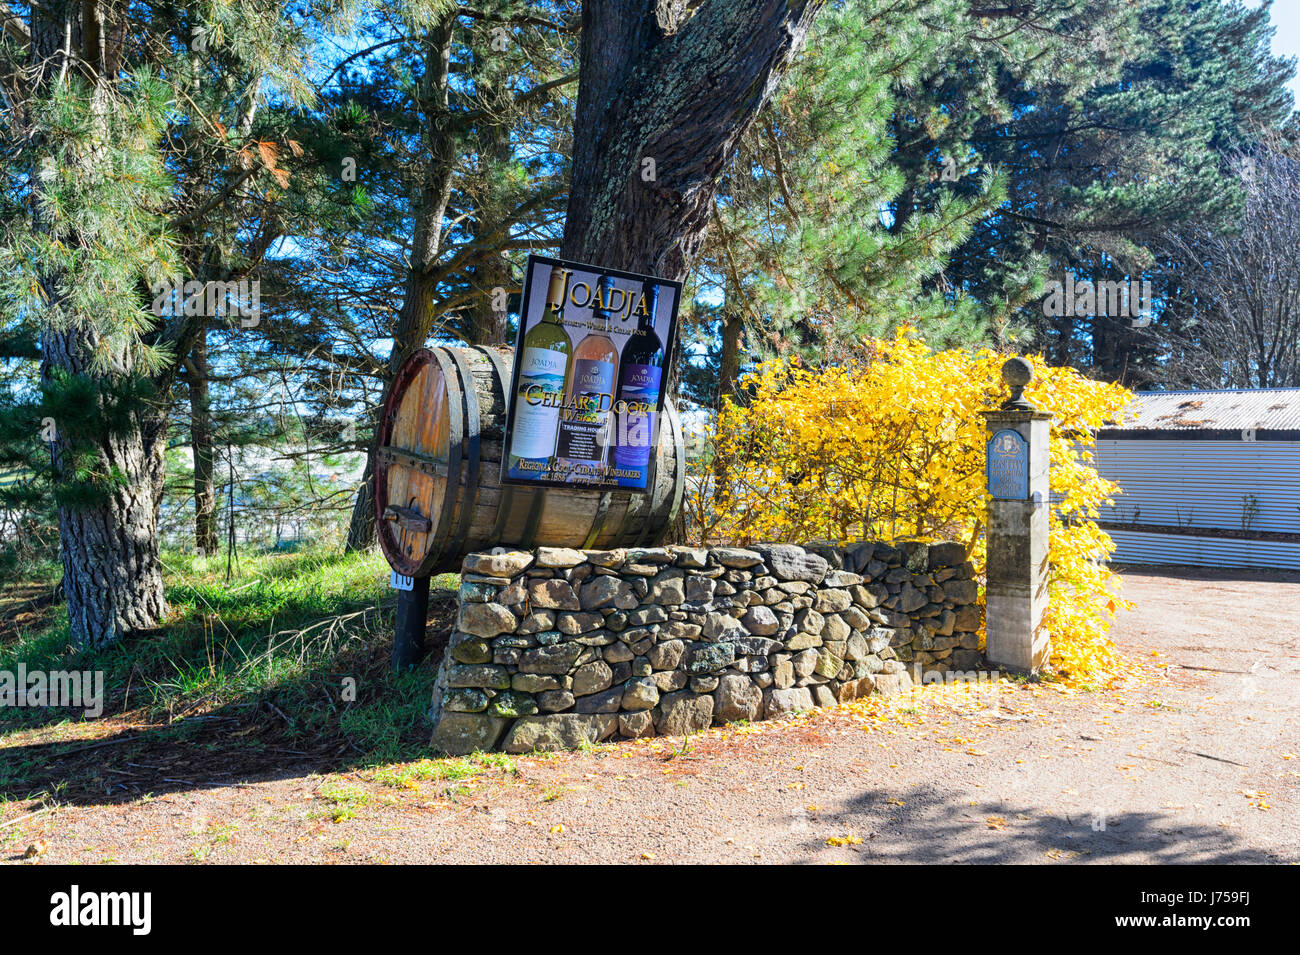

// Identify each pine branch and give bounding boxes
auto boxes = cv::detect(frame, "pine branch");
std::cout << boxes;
[0,1,30,46]
[170,167,257,231]
[454,6,577,34]
[455,71,578,126]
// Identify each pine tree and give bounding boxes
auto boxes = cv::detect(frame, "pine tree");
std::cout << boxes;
[692,0,1017,399]
[0,0,333,646]
[888,0,1295,381]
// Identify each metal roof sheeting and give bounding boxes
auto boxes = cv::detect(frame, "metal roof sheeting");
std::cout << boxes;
[1105,388,1300,434]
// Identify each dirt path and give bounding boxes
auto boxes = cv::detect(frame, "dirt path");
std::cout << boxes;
[4,568,1298,864]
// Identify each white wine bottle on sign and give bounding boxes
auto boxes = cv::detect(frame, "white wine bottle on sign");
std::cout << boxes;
[508,267,572,480]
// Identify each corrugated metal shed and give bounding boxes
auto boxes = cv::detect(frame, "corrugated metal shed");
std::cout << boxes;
[1103,529,1300,571]
[1090,389,1300,570]
[1094,439,1300,533]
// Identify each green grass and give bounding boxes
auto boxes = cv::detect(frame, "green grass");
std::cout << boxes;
[369,752,518,789]
[316,783,373,822]
[0,544,460,774]
[0,545,62,615]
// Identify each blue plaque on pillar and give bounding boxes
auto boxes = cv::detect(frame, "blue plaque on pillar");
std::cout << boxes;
[987,429,1029,500]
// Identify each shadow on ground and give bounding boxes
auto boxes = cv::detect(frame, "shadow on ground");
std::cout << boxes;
[791,786,1275,864]
[0,598,455,809]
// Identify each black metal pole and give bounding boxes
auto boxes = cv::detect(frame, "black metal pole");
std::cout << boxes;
[393,575,430,672]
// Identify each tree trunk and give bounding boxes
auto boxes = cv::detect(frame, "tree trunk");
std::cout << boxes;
[42,325,167,648]
[466,244,512,346]
[187,332,219,556]
[346,17,457,552]
[712,306,745,507]
[561,0,823,280]
[719,308,743,402]
[465,71,514,348]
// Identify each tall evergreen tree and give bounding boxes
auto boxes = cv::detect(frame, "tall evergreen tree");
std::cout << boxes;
[889,0,1295,381]
[0,0,332,645]
[692,0,1019,400]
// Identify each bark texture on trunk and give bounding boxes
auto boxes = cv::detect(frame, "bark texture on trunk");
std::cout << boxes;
[719,308,743,402]
[465,70,515,348]
[561,0,823,280]
[466,250,512,346]
[42,325,167,647]
[187,333,219,556]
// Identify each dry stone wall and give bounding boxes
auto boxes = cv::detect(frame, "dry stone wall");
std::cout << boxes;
[429,540,983,755]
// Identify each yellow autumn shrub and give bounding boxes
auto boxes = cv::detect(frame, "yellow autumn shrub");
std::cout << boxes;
[683,329,1136,683]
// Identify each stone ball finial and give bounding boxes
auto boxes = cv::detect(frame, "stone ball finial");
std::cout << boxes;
[1000,356,1035,410]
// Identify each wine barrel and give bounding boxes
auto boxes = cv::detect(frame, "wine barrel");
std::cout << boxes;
[374,345,685,577]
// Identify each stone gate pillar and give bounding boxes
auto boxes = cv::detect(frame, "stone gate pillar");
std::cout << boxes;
[982,357,1052,674]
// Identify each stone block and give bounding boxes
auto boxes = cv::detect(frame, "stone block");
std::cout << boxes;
[619,710,655,738]
[528,578,582,611]
[763,687,813,719]
[714,675,763,723]
[463,551,534,577]
[654,691,714,735]
[535,547,587,568]
[430,713,509,756]
[501,714,616,752]
[447,664,511,689]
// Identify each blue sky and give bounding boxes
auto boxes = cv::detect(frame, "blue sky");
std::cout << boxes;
[1253,0,1300,102]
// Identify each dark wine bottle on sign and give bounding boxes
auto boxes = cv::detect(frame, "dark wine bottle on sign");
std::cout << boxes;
[613,281,664,489]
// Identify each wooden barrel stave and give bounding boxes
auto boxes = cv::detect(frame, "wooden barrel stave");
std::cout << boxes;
[375,345,682,576]
[376,354,443,573]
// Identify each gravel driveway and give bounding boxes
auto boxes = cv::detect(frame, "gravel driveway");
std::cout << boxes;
[4,567,1297,864]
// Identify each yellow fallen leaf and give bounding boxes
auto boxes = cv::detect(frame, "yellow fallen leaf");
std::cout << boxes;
[1045,848,1083,860]
[825,835,863,847]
